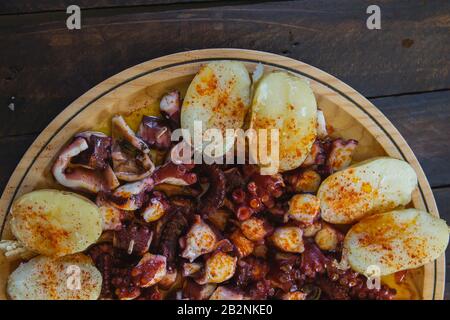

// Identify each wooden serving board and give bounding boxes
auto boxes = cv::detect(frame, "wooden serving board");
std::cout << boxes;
[0,49,444,300]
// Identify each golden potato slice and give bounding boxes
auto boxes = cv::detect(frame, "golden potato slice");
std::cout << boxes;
[344,209,449,276]
[7,254,102,300]
[181,61,251,157]
[10,189,102,257]
[250,71,317,172]
[318,157,417,224]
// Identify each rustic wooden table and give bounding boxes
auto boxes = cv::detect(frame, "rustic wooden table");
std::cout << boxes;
[0,0,449,299]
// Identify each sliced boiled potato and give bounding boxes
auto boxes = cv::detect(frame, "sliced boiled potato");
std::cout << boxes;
[181,61,251,157]
[318,157,417,224]
[250,71,317,172]
[7,254,102,300]
[344,209,449,276]
[10,189,102,257]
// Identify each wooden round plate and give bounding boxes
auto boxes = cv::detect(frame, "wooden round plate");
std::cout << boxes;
[0,49,444,300]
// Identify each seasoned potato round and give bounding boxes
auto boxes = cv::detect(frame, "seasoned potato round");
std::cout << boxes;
[344,209,449,276]
[7,254,102,300]
[181,61,251,157]
[250,72,317,172]
[318,157,417,224]
[10,189,102,257]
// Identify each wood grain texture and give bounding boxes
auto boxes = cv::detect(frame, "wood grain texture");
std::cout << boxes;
[1,0,449,137]
[0,49,443,299]
[0,135,36,193]
[371,91,450,188]
[0,0,223,14]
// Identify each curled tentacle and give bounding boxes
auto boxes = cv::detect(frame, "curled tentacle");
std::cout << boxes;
[231,170,284,221]
[111,115,155,182]
[52,136,119,193]
[153,161,197,186]
[157,209,189,271]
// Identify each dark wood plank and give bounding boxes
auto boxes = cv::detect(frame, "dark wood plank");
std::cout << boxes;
[0,0,449,137]
[433,187,450,300]
[0,135,36,193]
[0,0,223,14]
[371,90,450,188]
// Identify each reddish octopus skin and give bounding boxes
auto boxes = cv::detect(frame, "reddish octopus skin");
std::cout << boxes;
[160,90,182,128]
[196,164,226,217]
[138,116,172,151]
[230,168,285,221]
[52,136,119,193]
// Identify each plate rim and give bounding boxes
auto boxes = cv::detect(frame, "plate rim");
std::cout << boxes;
[0,48,444,300]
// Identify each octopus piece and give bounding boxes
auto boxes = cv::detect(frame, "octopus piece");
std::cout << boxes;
[196,165,226,217]
[183,280,217,300]
[209,286,245,300]
[196,251,238,285]
[234,256,269,288]
[229,229,254,258]
[280,291,307,300]
[300,241,330,278]
[131,253,167,288]
[314,223,344,252]
[284,168,322,193]
[302,221,323,238]
[160,90,181,127]
[154,183,201,198]
[136,287,163,300]
[137,116,172,150]
[112,115,150,153]
[157,210,189,270]
[87,243,117,298]
[109,176,154,210]
[231,172,285,220]
[223,167,245,194]
[152,162,197,186]
[158,268,178,290]
[113,223,153,255]
[52,136,120,193]
[301,139,329,167]
[253,244,268,259]
[240,216,273,242]
[140,191,170,223]
[285,194,321,225]
[270,226,305,253]
[111,115,155,182]
[112,268,141,300]
[326,138,358,172]
[72,131,112,170]
[207,209,231,231]
[247,279,275,300]
[96,192,123,231]
[182,262,203,277]
[319,264,396,300]
[267,253,301,292]
[180,215,218,262]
